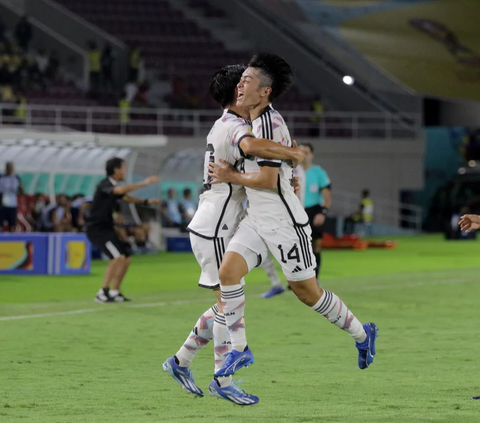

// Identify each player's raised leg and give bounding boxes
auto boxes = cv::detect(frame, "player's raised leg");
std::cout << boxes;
[266,224,378,369]
[288,277,378,369]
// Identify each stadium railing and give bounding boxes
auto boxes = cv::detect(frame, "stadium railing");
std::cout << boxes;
[0,104,422,139]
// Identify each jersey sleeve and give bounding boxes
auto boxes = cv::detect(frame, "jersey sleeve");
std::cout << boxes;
[230,120,254,161]
[256,114,285,168]
[317,167,331,189]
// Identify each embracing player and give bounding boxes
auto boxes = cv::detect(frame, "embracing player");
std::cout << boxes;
[162,64,304,405]
[208,53,378,385]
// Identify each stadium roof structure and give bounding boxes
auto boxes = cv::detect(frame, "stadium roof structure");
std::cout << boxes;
[0,129,168,199]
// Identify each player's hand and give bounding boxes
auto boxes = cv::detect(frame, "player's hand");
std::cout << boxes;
[148,199,162,206]
[459,214,480,232]
[208,159,235,184]
[292,177,301,196]
[143,175,160,186]
[313,213,325,227]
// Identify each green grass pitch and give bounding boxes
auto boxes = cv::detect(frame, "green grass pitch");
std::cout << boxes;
[1,234,480,422]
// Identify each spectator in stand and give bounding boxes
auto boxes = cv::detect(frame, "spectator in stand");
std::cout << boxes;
[13,89,27,124]
[14,15,33,53]
[124,80,138,104]
[165,76,188,109]
[128,45,141,82]
[53,194,73,232]
[28,56,46,90]
[309,95,324,137]
[35,48,49,77]
[118,91,130,134]
[17,190,35,232]
[39,201,56,232]
[101,43,115,91]
[186,88,201,109]
[88,41,101,96]
[71,193,86,231]
[46,50,60,81]
[136,81,149,106]
[179,188,196,227]
[162,188,182,228]
[32,192,48,227]
[0,162,23,232]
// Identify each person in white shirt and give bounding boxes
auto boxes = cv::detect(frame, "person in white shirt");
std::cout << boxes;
[0,162,22,232]
[208,54,378,387]
[162,63,304,405]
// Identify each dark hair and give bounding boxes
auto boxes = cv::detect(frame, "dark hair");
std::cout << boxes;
[106,157,125,176]
[300,142,314,153]
[209,64,246,108]
[183,188,192,197]
[362,189,370,197]
[248,53,294,101]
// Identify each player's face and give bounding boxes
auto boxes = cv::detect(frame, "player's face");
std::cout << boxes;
[300,145,313,165]
[236,67,271,108]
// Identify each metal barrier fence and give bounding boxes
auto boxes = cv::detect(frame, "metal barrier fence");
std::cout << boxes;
[0,103,422,139]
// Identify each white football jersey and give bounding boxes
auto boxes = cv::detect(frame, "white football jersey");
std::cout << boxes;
[243,105,309,229]
[294,164,306,207]
[188,109,253,239]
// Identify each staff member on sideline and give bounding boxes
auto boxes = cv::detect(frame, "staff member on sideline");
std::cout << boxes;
[0,162,23,232]
[87,157,160,303]
[300,143,331,281]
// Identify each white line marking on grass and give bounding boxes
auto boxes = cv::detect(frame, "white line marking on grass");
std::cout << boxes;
[0,299,213,322]
[0,277,477,322]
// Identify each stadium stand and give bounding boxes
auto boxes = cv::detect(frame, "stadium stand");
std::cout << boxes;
[54,0,314,112]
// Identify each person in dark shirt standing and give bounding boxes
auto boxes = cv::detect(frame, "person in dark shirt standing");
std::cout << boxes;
[86,157,160,302]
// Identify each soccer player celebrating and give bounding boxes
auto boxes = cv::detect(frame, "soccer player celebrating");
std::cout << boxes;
[86,158,160,302]
[162,64,304,405]
[262,144,330,298]
[208,53,378,382]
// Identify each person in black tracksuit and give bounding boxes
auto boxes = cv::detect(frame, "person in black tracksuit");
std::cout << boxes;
[86,157,160,302]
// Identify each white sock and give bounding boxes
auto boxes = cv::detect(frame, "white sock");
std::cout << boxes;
[175,304,217,367]
[312,290,367,343]
[262,255,283,288]
[220,284,247,352]
[109,289,119,297]
[213,313,233,387]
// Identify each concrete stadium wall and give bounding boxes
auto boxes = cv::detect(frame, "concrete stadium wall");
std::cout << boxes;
[161,136,425,206]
